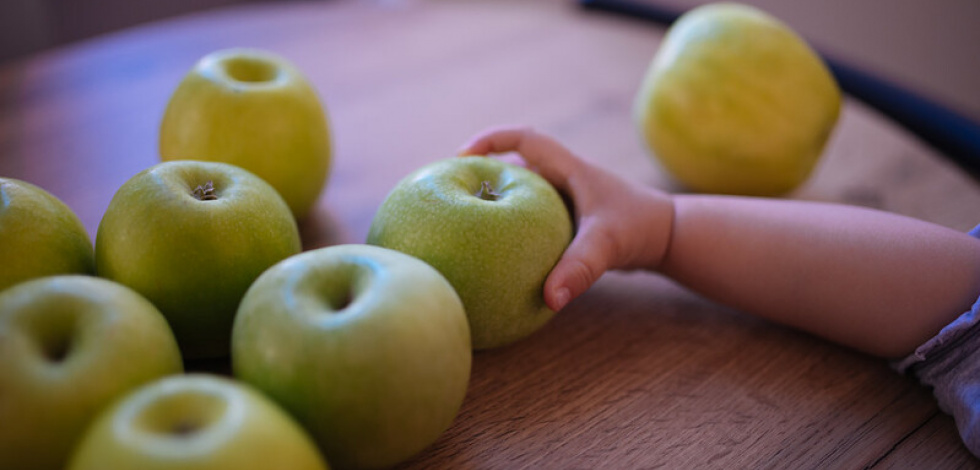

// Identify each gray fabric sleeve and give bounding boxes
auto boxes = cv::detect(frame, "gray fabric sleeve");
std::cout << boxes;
[891,224,980,458]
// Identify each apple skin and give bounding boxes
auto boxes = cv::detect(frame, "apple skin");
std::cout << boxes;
[95,160,301,359]
[232,244,471,470]
[634,3,841,196]
[68,374,330,470]
[367,156,572,350]
[0,177,94,292]
[0,276,183,470]
[160,48,332,219]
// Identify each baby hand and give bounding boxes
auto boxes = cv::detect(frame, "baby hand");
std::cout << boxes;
[458,126,675,311]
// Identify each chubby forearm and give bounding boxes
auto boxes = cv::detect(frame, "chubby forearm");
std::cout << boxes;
[657,195,980,358]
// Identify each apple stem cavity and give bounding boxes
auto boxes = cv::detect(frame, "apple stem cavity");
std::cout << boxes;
[476,181,501,201]
[222,56,279,84]
[35,316,77,363]
[171,420,201,437]
[43,333,73,363]
[326,290,354,313]
[193,181,218,201]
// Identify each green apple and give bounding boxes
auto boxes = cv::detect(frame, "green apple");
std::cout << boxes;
[0,276,182,470]
[68,374,330,470]
[367,156,572,350]
[634,2,841,196]
[232,244,471,470]
[160,48,332,219]
[0,177,94,292]
[95,160,301,359]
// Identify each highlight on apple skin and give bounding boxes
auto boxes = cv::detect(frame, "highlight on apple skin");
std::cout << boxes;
[0,276,183,470]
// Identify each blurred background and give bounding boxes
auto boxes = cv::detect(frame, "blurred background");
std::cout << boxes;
[2,0,979,125]
[0,0,256,62]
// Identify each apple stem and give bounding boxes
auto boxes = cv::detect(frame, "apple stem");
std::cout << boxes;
[193,181,218,201]
[476,181,501,201]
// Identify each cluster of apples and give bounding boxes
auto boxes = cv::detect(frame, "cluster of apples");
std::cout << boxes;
[0,47,572,470]
[2,2,842,468]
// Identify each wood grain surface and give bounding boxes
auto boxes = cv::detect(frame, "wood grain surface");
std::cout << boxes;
[1,0,978,468]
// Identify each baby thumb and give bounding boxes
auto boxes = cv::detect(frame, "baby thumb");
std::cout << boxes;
[544,222,611,311]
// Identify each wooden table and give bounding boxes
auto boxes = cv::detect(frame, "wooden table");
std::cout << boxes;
[2,0,978,467]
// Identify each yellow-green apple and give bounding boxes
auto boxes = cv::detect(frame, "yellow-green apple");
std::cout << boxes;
[367,156,572,349]
[0,177,94,292]
[95,161,301,359]
[232,244,471,470]
[67,374,330,470]
[0,276,182,470]
[160,48,331,219]
[634,2,841,196]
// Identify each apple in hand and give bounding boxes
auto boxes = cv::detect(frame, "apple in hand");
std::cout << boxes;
[634,3,841,196]
[160,48,332,219]
[68,374,329,470]
[232,244,471,470]
[367,156,572,349]
[0,276,183,470]
[0,177,94,292]
[96,160,301,359]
